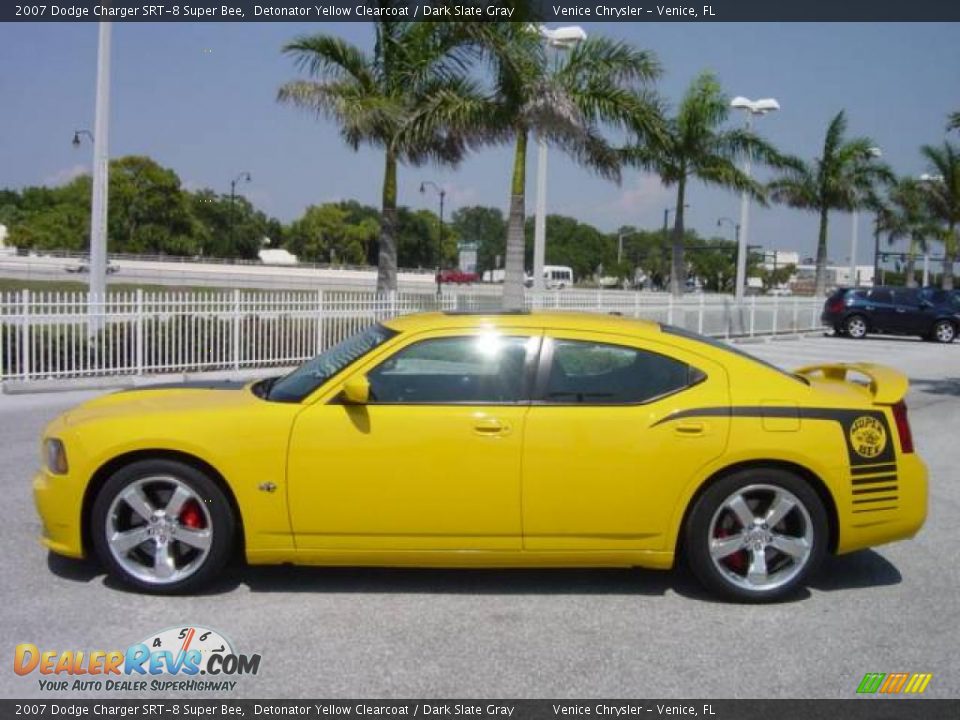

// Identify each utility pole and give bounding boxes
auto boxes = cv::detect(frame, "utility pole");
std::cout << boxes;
[88,22,112,330]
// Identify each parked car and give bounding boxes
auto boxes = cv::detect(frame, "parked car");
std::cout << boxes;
[35,311,926,601]
[436,268,479,284]
[66,259,119,275]
[822,286,959,343]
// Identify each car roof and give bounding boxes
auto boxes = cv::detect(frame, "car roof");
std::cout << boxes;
[382,310,662,337]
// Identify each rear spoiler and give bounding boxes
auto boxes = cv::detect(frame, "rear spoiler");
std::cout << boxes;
[793,362,909,405]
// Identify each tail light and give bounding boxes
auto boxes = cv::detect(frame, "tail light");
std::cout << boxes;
[892,401,914,454]
[826,297,845,313]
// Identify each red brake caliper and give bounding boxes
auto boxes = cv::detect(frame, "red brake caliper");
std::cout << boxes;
[179,500,205,529]
[715,524,747,573]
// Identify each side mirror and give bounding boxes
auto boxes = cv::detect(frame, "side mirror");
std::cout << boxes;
[342,376,370,405]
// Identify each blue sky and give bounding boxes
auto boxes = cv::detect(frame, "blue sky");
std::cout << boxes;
[2,21,958,264]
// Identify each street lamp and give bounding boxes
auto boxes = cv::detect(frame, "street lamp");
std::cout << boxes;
[420,181,446,297]
[531,24,587,293]
[918,173,944,286]
[228,171,252,255]
[717,216,741,245]
[72,129,95,147]
[730,95,780,301]
[850,147,882,287]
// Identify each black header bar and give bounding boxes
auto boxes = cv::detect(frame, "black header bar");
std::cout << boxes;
[4,0,960,23]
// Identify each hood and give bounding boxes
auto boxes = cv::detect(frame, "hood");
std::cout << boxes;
[62,379,258,427]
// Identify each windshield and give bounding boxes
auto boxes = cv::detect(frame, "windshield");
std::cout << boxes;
[266,323,397,402]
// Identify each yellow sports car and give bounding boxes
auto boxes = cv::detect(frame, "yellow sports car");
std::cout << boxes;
[33,311,927,601]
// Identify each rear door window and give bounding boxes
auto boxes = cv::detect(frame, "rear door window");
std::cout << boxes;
[868,288,894,304]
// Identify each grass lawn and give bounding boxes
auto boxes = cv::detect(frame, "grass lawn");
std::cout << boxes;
[0,278,237,295]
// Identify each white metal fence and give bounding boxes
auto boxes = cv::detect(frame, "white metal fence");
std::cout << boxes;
[0,288,824,382]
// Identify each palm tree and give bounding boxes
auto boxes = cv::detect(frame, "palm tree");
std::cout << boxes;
[948,112,960,132]
[431,25,662,309]
[920,141,960,289]
[768,111,892,296]
[623,72,787,297]
[277,21,477,292]
[877,178,939,288]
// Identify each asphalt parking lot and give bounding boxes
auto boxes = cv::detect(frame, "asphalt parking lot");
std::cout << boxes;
[1,333,958,699]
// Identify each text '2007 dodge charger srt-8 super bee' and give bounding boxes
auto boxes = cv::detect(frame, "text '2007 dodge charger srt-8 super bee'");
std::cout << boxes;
[34,311,927,601]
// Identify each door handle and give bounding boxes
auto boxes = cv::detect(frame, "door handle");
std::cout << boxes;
[674,421,706,436]
[895,307,906,313]
[474,418,509,435]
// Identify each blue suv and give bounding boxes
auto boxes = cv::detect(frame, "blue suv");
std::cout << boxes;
[821,286,960,343]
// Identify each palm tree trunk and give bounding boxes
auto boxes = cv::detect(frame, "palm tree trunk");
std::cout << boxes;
[943,225,956,291]
[502,130,528,311]
[376,149,399,293]
[669,180,687,298]
[814,206,830,296]
[905,237,918,288]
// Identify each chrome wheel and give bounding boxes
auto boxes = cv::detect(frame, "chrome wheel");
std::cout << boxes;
[934,321,955,343]
[708,484,813,594]
[105,476,213,585]
[845,316,867,339]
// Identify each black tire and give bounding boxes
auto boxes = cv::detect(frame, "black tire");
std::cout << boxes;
[844,314,868,339]
[685,468,828,602]
[91,459,235,594]
[932,319,956,344]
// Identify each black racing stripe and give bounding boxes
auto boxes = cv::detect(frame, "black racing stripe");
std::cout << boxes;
[853,507,898,514]
[851,463,897,476]
[852,475,898,485]
[853,496,899,504]
[852,485,898,495]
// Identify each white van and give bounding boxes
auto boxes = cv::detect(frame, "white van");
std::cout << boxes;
[526,265,574,289]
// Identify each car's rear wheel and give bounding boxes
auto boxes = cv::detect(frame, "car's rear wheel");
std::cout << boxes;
[932,320,956,344]
[685,468,828,602]
[91,459,235,594]
[844,314,868,339]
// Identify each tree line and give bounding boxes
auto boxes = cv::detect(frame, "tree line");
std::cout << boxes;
[2,154,781,291]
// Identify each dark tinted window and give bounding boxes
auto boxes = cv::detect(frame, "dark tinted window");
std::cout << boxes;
[922,288,949,305]
[542,340,698,405]
[868,288,893,303]
[894,288,920,306]
[367,335,533,404]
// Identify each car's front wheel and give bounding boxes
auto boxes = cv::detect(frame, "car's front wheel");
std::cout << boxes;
[932,319,956,344]
[91,459,235,594]
[685,468,828,602]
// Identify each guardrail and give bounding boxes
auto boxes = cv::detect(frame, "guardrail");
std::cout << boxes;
[0,289,824,382]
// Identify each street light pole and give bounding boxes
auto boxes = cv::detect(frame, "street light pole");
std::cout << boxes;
[88,21,112,328]
[532,24,587,293]
[420,181,446,297]
[229,171,251,255]
[730,96,780,302]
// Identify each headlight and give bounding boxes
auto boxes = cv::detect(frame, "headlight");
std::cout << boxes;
[44,438,68,475]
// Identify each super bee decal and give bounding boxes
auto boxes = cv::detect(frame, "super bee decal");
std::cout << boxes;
[848,416,887,459]
[652,406,897,468]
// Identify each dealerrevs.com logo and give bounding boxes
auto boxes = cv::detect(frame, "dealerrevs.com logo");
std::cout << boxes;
[13,625,261,693]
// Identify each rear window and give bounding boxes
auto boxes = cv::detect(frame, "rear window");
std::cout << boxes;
[659,325,806,384]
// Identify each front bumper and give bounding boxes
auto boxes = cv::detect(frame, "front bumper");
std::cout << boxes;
[33,467,85,559]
